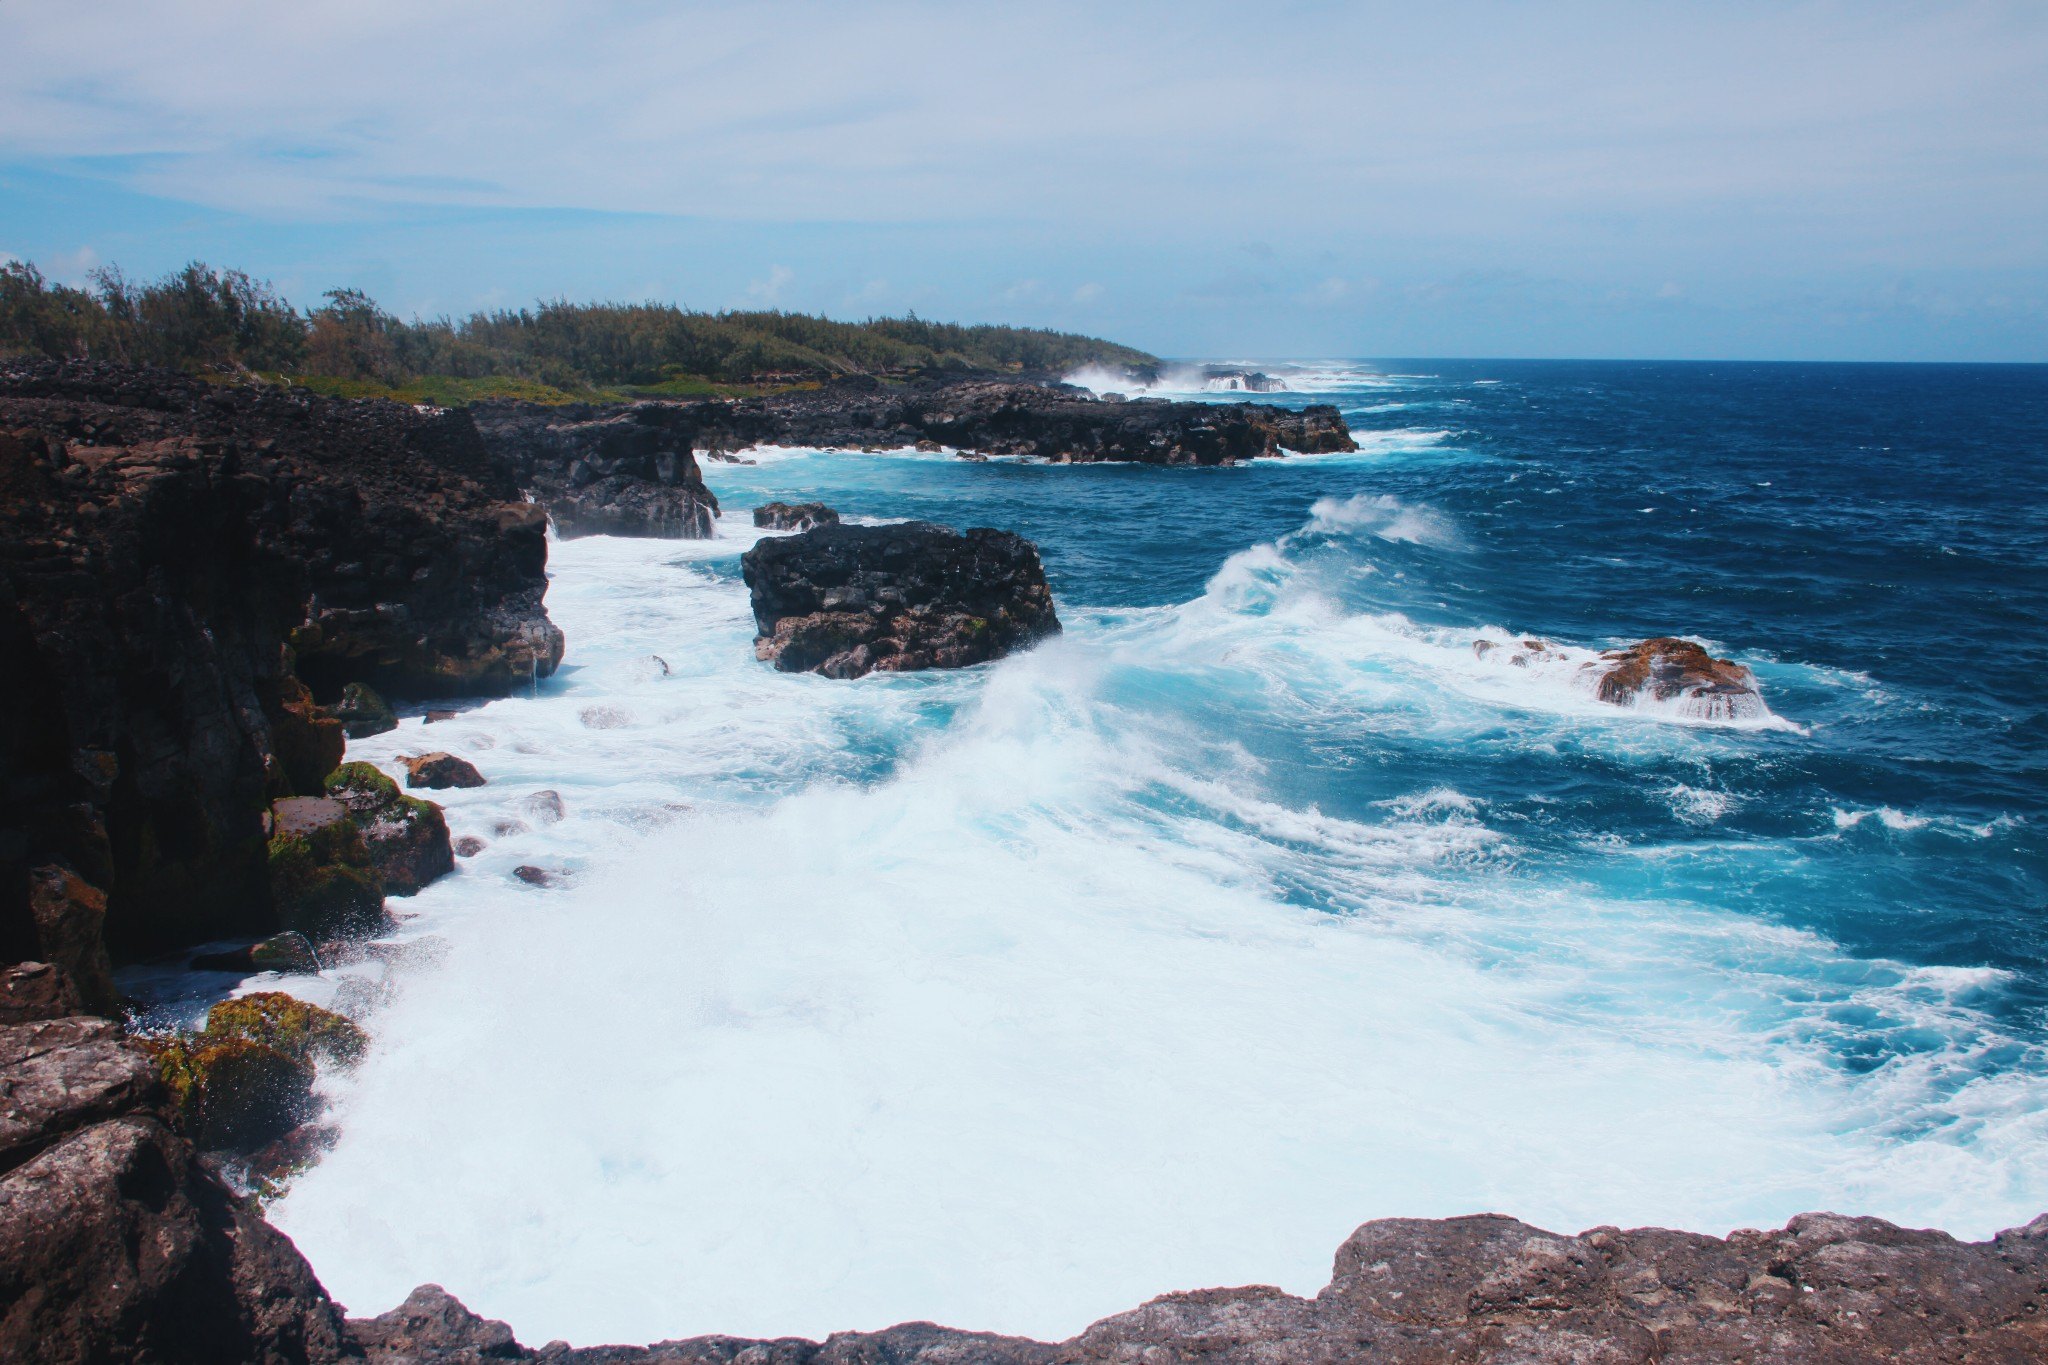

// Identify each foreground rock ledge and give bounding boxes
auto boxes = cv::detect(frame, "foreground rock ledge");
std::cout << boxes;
[352,1211,2048,1363]
[6,1012,2047,1362]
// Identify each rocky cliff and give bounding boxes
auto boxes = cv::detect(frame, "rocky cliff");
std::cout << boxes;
[0,360,565,965]
[470,379,1356,537]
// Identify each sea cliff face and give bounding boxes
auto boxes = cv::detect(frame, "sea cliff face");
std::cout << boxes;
[0,360,564,961]
[470,378,1356,537]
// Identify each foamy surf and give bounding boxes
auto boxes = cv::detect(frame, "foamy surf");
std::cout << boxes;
[268,512,2048,1347]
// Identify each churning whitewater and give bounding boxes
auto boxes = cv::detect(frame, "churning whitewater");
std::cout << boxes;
[270,362,2048,1347]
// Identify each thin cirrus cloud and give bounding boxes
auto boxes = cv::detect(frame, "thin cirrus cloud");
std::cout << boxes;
[0,0,2044,358]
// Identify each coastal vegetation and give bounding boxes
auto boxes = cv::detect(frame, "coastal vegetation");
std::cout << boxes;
[0,259,1156,401]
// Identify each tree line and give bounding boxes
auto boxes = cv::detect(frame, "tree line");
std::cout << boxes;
[0,259,1156,395]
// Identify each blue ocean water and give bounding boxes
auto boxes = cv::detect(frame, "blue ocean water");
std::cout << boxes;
[270,359,2048,1344]
[728,360,2048,1026]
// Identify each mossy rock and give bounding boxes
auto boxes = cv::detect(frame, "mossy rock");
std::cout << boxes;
[268,796,384,938]
[324,763,453,896]
[332,681,398,739]
[269,675,346,797]
[147,992,365,1152]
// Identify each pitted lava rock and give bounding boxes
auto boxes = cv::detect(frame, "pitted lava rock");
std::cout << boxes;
[0,358,562,964]
[741,521,1061,678]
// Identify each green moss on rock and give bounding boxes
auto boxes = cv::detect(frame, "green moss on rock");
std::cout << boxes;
[268,796,384,938]
[146,992,366,1152]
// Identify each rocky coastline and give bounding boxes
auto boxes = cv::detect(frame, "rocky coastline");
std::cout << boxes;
[470,376,1357,537]
[4,360,2042,1363]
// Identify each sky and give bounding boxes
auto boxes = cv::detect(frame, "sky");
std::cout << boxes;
[2,0,2044,361]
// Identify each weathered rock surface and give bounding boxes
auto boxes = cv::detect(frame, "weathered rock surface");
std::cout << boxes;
[339,1211,2048,1363]
[0,359,563,968]
[0,1015,352,1363]
[753,500,841,532]
[1593,636,1765,721]
[0,961,84,1024]
[404,752,487,790]
[741,522,1060,678]
[468,402,720,538]
[332,681,399,739]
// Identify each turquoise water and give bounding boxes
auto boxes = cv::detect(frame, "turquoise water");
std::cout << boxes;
[271,359,2048,1344]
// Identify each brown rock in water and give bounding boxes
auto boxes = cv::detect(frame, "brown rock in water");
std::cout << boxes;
[511,865,564,887]
[753,500,841,532]
[741,521,1061,679]
[1593,637,1763,719]
[452,835,487,858]
[403,752,487,790]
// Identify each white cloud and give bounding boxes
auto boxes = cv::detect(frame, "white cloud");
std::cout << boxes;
[1071,282,1104,304]
[745,264,795,305]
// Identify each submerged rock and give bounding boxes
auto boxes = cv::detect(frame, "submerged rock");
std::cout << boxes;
[753,500,841,532]
[740,521,1061,678]
[1592,637,1763,720]
[267,796,384,940]
[452,835,487,858]
[326,762,454,895]
[402,752,487,790]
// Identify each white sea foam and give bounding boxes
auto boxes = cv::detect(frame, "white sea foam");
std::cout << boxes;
[268,521,2048,1348]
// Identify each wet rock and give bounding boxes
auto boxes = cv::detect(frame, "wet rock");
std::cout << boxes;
[267,796,384,940]
[424,708,463,724]
[332,680,398,739]
[327,761,455,895]
[753,500,842,532]
[578,705,631,729]
[189,930,324,976]
[522,790,566,825]
[741,521,1061,678]
[403,752,487,790]
[24,865,117,1015]
[511,865,563,887]
[1592,637,1763,720]
[452,835,487,858]
[144,992,365,1154]
[0,961,85,1024]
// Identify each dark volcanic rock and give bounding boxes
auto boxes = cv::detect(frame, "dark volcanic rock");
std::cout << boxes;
[469,402,720,538]
[404,752,487,790]
[753,500,841,532]
[0,359,564,966]
[344,1211,2048,1363]
[469,381,1354,541]
[1593,636,1764,721]
[741,522,1060,678]
[0,1016,352,1363]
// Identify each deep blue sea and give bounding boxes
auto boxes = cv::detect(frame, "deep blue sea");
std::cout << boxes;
[267,360,2048,1345]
